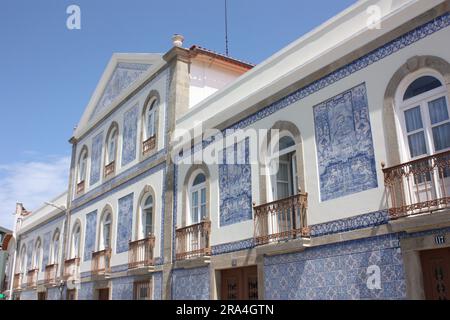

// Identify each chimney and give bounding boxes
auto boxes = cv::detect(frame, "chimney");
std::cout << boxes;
[172,34,184,48]
[15,203,23,216]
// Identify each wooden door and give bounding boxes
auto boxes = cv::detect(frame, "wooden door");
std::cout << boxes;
[221,266,258,300]
[66,289,76,300]
[37,292,47,300]
[421,248,450,300]
[97,288,110,300]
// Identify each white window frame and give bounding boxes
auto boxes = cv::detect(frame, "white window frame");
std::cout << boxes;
[269,133,298,201]
[100,213,112,250]
[78,148,88,183]
[140,195,154,239]
[187,171,207,226]
[33,239,42,270]
[51,231,60,265]
[395,70,450,163]
[106,127,118,165]
[71,224,81,259]
[145,99,158,140]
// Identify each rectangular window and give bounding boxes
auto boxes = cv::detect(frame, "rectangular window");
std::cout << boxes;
[133,280,152,300]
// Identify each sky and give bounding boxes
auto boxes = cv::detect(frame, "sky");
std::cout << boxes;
[0,0,355,229]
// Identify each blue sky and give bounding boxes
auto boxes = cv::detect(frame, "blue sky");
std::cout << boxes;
[0,0,355,228]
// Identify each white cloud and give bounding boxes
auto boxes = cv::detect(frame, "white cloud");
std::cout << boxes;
[0,156,70,230]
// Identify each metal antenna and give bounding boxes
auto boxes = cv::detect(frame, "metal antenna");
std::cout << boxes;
[225,0,229,56]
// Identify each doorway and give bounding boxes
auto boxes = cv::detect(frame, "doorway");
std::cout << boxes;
[221,266,258,300]
[420,248,450,300]
[97,288,110,300]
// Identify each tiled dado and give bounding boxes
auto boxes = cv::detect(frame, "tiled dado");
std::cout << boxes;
[171,267,210,300]
[264,233,406,300]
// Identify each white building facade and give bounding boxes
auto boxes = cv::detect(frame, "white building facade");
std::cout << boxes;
[5,0,450,300]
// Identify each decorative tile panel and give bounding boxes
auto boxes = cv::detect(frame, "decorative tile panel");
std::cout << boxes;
[83,210,97,261]
[112,276,134,300]
[89,132,104,186]
[211,238,255,255]
[121,104,138,166]
[172,267,210,300]
[219,138,252,226]
[90,63,151,121]
[116,193,134,254]
[19,290,36,300]
[264,234,406,300]
[314,83,377,201]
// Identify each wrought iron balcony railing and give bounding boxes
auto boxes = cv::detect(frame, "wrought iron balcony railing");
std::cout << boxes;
[143,136,156,156]
[63,257,80,280]
[383,150,450,219]
[253,193,309,246]
[176,220,211,261]
[92,248,112,276]
[129,235,155,269]
[26,269,38,288]
[44,264,58,286]
[104,161,115,178]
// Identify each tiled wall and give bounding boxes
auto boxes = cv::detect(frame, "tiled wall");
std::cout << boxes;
[78,281,95,300]
[264,234,406,300]
[153,272,163,300]
[20,290,36,300]
[111,276,134,300]
[172,267,210,300]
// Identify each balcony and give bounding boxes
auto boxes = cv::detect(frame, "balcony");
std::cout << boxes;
[383,151,450,219]
[13,273,22,290]
[253,193,310,246]
[142,136,156,156]
[104,161,115,178]
[128,236,155,270]
[76,180,85,195]
[176,220,211,261]
[92,248,112,277]
[44,264,58,286]
[26,269,38,288]
[63,257,80,280]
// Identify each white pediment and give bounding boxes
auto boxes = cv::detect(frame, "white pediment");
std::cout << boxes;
[74,53,164,138]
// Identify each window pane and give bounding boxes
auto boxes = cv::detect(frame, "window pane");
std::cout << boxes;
[277,182,290,200]
[277,162,289,182]
[433,123,450,151]
[403,76,443,100]
[147,112,154,137]
[408,132,427,158]
[428,97,449,124]
[200,205,207,220]
[404,106,423,132]
[193,174,206,186]
[279,136,295,151]
[201,188,206,205]
[145,209,153,235]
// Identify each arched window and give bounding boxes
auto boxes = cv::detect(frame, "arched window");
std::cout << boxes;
[106,126,118,165]
[51,230,60,265]
[19,245,27,275]
[189,173,207,224]
[33,238,42,270]
[398,74,449,160]
[71,223,81,258]
[141,195,154,238]
[145,99,158,140]
[100,212,112,250]
[78,147,88,183]
[271,134,298,200]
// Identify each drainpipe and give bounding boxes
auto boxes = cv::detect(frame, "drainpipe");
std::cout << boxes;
[59,138,78,300]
